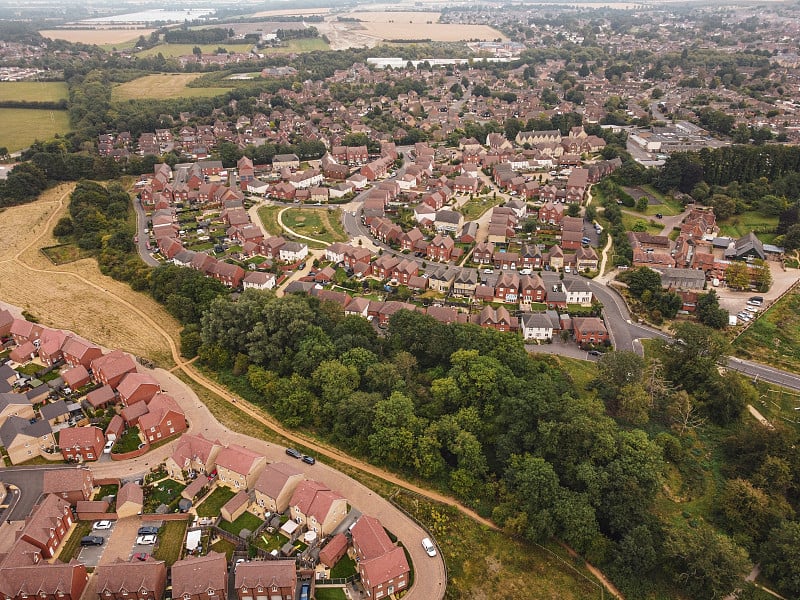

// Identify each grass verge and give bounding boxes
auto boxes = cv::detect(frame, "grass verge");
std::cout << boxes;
[58,521,92,563]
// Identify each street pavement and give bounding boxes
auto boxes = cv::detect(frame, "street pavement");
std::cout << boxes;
[133,197,160,267]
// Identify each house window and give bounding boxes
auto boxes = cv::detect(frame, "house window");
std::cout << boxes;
[166,420,171,426]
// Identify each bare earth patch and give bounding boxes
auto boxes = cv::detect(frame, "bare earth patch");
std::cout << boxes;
[0,184,178,364]
[39,29,155,45]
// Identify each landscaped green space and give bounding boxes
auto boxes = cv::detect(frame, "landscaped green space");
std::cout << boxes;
[621,213,664,236]
[15,363,41,376]
[112,426,141,453]
[135,43,255,58]
[144,479,186,512]
[330,554,357,578]
[313,589,347,600]
[0,108,70,152]
[256,206,284,237]
[57,521,92,563]
[459,196,502,220]
[0,82,68,102]
[210,538,237,561]
[153,520,189,566]
[718,211,779,239]
[196,486,237,516]
[393,492,601,600]
[254,529,291,553]
[218,511,263,537]
[283,207,348,244]
[112,74,235,102]
[733,285,800,373]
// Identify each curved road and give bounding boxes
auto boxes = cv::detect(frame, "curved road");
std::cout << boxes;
[133,197,160,267]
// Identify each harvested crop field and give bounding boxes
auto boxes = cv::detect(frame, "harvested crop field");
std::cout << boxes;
[39,28,155,45]
[136,43,254,58]
[112,74,234,102]
[0,184,178,365]
[348,11,442,23]
[346,11,505,41]
[251,8,330,17]
[0,109,70,152]
[0,82,68,103]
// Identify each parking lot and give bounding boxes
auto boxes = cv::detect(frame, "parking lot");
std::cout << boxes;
[76,522,115,568]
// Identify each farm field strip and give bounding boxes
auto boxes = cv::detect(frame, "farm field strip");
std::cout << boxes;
[135,43,254,58]
[0,82,68,102]
[0,108,70,152]
[39,29,156,45]
[112,73,235,102]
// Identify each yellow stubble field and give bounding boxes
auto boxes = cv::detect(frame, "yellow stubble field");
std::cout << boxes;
[345,12,505,41]
[0,184,179,364]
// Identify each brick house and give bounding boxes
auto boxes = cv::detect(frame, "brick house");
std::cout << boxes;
[171,552,228,600]
[117,372,161,406]
[572,317,609,346]
[519,274,546,304]
[166,433,222,481]
[19,494,73,558]
[426,235,454,262]
[234,561,296,600]
[473,242,494,264]
[59,426,105,462]
[351,516,410,600]
[42,467,93,505]
[94,560,166,600]
[138,393,187,443]
[0,560,88,600]
[91,351,137,389]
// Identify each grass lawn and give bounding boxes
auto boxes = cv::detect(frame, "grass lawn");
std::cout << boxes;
[330,554,357,578]
[621,213,664,235]
[314,589,347,600]
[196,486,237,517]
[0,108,70,152]
[256,206,284,237]
[733,285,800,374]
[255,529,291,553]
[543,355,597,393]
[210,538,237,561]
[0,82,68,102]
[96,484,118,500]
[144,479,186,512]
[112,426,141,454]
[112,73,234,102]
[15,363,41,376]
[718,211,779,239]
[393,492,602,600]
[459,196,502,220]
[283,207,348,244]
[218,511,263,537]
[153,520,189,566]
[135,43,254,58]
[57,521,92,563]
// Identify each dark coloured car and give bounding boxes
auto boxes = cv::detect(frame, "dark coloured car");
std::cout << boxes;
[285,448,302,459]
[138,526,159,536]
[80,536,104,546]
[302,455,316,465]
[300,584,310,600]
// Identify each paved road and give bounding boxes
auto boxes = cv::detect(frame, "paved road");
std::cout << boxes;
[133,197,160,267]
[725,357,800,391]
[0,463,80,520]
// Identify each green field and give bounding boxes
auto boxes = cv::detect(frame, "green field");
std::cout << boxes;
[0,109,70,152]
[261,38,330,54]
[718,211,779,239]
[257,206,284,236]
[112,73,234,102]
[0,81,68,102]
[218,511,263,537]
[733,285,800,374]
[136,43,255,58]
[283,207,348,244]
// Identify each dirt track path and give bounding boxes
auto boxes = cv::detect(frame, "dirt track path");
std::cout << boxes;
[12,189,624,599]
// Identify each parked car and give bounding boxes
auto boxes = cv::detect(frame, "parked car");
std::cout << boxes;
[80,536,104,546]
[136,535,157,545]
[133,553,150,561]
[285,448,302,459]
[581,237,591,245]
[518,268,532,275]
[302,455,316,465]
[93,520,112,530]
[138,526,159,536]
[483,268,494,274]
[747,297,763,306]
[564,265,571,273]
[421,537,437,557]
[588,350,602,357]
[103,440,115,454]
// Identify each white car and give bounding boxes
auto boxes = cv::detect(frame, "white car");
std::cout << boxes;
[421,537,437,557]
[103,440,115,454]
[518,268,532,275]
[564,265,571,273]
[136,535,157,545]
[483,268,494,274]
[93,520,112,530]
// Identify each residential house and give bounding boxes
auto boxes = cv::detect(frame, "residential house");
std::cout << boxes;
[272,154,300,170]
[0,416,55,464]
[59,426,104,462]
[278,242,308,263]
[572,317,609,346]
[563,278,593,305]
[138,393,187,443]
[427,235,455,262]
[212,262,246,289]
[91,351,137,389]
[0,309,13,337]
[453,269,478,297]
[724,231,766,261]
[434,210,463,234]
[117,372,161,406]
[41,467,93,505]
[234,561,296,600]
[548,245,565,270]
[289,480,348,536]
[243,272,276,291]
[0,392,34,427]
[475,305,517,332]
[86,385,116,410]
[351,515,410,600]
[0,560,88,600]
[473,242,494,264]
[495,272,520,303]
[399,228,424,252]
[427,266,456,294]
[252,462,305,517]
[37,329,68,366]
[575,246,599,271]
[94,559,167,600]
[215,444,268,491]
[520,311,561,341]
[519,274,546,304]
[62,365,91,390]
[19,494,73,557]
[319,533,348,569]
[171,552,228,600]
[9,319,43,346]
[166,433,222,481]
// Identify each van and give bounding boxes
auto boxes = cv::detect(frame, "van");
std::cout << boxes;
[421,537,437,557]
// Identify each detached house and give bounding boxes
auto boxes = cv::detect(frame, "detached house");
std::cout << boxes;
[138,393,187,444]
[42,467,93,505]
[94,559,167,600]
[0,416,55,464]
[117,372,161,406]
[59,426,104,462]
[572,317,609,346]
[351,515,410,600]
[289,480,348,536]
[91,351,137,389]
[253,462,305,516]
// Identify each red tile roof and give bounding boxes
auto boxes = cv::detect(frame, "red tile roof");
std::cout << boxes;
[171,552,228,597]
[361,546,410,589]
[351,515,394,561]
